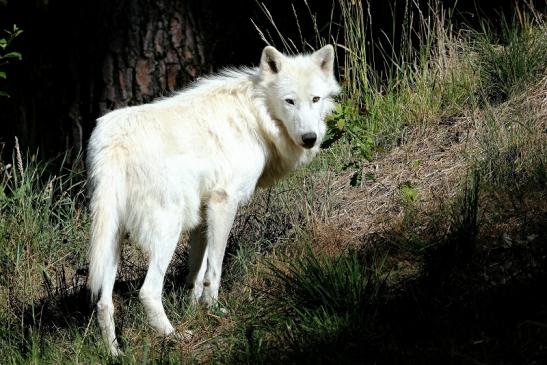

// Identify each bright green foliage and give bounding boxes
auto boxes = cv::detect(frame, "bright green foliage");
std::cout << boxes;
[324,102,374,160]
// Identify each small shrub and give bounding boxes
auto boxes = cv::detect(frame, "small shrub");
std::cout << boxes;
[324,102,374,160]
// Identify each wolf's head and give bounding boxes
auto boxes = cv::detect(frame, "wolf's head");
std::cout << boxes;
[259,45,341,150]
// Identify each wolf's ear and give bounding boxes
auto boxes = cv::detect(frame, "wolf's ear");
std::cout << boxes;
[312,44,335,74]
[260,46,285,75]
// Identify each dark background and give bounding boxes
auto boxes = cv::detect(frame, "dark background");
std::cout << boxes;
[0,0,542,160]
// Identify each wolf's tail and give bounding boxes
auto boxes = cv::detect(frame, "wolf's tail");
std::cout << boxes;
[87,146,125,301]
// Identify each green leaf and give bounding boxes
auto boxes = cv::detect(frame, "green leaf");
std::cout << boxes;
[0,71,6,79]
[0,90,11,98]
[336,118,346,130]
[3,52,22,60]
[0,38,6,49]
[320,126,344,149]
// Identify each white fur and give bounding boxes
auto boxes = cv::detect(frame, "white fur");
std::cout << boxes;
[86,45,340,355]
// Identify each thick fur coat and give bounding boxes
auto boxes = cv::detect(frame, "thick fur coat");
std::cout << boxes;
[87,45,340,355]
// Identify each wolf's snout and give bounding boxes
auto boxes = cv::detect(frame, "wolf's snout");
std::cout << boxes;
[301,133,317,149]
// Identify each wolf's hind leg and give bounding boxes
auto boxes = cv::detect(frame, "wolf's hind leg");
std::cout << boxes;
[96,239,122,356]
[200,191,239,307]
[138,210,182,336]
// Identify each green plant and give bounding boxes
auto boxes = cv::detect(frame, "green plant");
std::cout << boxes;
[324,102,374,160]
[0,24,23,97]
[0,144,88,345]
[399,181,419,203]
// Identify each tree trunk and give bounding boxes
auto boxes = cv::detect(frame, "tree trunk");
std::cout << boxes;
[0,0,213,159]
[99,0,211,114]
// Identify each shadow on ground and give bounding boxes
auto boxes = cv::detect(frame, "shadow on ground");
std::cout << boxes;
[241,213,547,365]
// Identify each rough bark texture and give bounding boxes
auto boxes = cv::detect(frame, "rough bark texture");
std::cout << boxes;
[0,0,213,158]
[100,0,211,114]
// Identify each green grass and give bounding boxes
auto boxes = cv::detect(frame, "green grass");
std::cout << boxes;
[331,0,478,158]
[216,248,387,364]
[0,146,94,363]
[473,88,547,191]
[472,9,547,103]
[1,1,546,363]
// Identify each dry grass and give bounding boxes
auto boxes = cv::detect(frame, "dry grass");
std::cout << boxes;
[297,119,472,254]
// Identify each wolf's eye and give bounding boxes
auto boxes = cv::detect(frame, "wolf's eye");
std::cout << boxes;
[285,98,295,105]
[312,96,321,103]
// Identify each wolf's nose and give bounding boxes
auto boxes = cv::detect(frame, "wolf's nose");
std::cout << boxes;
[301,133,317,149]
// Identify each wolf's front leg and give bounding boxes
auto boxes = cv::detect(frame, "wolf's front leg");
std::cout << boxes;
[200,190,239,307]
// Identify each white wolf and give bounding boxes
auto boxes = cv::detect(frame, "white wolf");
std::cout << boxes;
[87,45,340,355]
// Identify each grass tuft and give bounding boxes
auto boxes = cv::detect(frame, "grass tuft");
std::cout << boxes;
[472,10,547,103]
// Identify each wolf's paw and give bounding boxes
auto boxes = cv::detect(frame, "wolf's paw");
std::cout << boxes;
[188,284,203,306]
[198,286,217,308]
[199,294,215,308]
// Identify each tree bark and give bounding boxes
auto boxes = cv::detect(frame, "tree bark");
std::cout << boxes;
[99,0,211,114]
[0,0,213,159]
